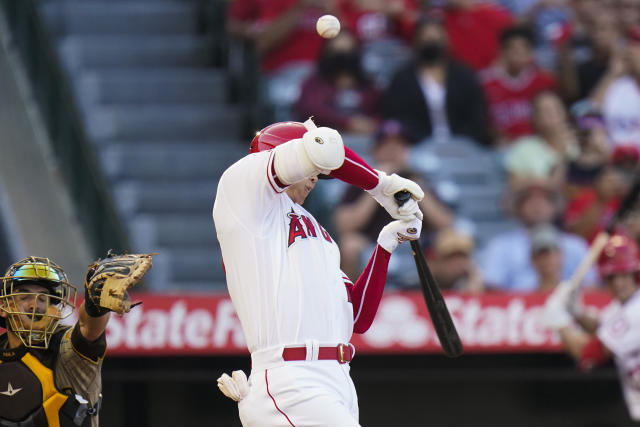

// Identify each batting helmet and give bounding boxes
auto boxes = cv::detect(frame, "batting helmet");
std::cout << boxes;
[249,121,308,153]
[0,257,77,348]
[598,234,640,277]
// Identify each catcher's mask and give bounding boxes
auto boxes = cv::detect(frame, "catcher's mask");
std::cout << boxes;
[0,257,77,349]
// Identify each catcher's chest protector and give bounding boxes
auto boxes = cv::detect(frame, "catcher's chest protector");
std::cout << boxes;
[0,335,91,427]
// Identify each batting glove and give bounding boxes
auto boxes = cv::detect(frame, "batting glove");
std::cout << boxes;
[367,170,424,221]
[378,217,422,253]
[217,370,250,402]
[542,281,574,330]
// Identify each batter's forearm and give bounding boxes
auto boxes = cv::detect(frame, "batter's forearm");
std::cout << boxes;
[328,147,379,190]
[351,245,391,333]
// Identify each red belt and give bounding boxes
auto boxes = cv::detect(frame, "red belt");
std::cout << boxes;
[282,343,353,364]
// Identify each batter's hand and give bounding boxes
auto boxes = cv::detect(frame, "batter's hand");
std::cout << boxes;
[217,370,249,402]
[367,170,424,220]
[377,217,422,253]
[543,281,574,330]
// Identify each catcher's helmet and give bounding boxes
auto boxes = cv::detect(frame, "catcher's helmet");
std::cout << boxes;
[598,235,640,277]
[0,257,77,348]
[249,121,308,153]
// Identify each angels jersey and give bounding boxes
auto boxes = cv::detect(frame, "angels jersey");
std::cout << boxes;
[213,151,354,353]
[597,290,640,421]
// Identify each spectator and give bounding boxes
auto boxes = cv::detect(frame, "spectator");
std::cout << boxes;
[430,228,484,294]
[565,108,612,197]
[562,13,623,102]
[530,224,564,291]
[564,163,626,243]
[592,27,640,148]
[479,178,597,291]
[381,18,491,144]
[615,0,640,36]
[227,0,338,119]
[504,91,577,185]
[339,0,418,85]
[480,25,556,145]
[334,119,453,279]
[441,0,514,71]
[294,30,381,135]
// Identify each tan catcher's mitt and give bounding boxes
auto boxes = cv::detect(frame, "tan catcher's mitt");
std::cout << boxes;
[84,251,155,316]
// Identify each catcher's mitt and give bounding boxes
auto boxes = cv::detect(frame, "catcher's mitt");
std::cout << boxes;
[84,251,155,316]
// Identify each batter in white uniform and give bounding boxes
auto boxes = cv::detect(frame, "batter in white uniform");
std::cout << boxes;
[213,119,424,426]
[545,234,640,422]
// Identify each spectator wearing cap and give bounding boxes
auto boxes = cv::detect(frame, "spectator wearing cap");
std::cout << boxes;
[430,228,484,294]
[334,119,453,280]
[480,25,557,145]
[479,178,597,291]
[530,224,563,291]
[590,27,640,148]
[566,108,612,197]
[294,30,381,135]
[381,18,491,145]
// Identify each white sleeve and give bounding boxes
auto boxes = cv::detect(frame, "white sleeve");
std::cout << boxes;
[597,300,640,357]
[213,151,283,236]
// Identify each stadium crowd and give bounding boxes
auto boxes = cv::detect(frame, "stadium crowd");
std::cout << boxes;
[227,0,640,292]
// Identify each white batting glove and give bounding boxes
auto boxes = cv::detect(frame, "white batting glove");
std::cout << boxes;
[543,281,574,330]
[217,370,249,402]
[367,170,425,221]
[377,217,422,253]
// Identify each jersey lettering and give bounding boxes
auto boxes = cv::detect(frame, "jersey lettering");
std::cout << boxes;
[301,215,317,237]
[287,209,308,246]
[320,226,333,243]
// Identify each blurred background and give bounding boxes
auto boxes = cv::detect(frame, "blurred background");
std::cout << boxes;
[0,0,639,425]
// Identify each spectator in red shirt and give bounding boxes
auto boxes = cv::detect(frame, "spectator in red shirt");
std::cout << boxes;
[480,25,556,145]
[294,30,381,135]
[227,0,339,119]
[442,0,514,70]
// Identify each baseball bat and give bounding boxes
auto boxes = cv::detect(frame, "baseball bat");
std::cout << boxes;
[565,172,640,292]
[395,191,463,358]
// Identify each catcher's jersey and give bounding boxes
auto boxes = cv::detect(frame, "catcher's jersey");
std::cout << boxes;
[597,290,640,421]
[213,151,354,353]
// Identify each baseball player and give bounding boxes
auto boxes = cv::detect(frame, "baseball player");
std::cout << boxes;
[544,234,640,422]
[0,254,152,426]
[212,118,424,426]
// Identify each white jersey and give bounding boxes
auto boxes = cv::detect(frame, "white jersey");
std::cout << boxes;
[602,76,640,148]
[597,290,640,421]
[213,151,354,353]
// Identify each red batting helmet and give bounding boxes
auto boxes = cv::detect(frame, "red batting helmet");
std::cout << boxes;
[598,234,640,277]
[249,121,308,153]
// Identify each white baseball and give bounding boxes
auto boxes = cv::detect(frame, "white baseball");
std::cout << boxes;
[316,15,340,39]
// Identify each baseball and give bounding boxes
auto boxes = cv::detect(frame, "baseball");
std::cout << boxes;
[316,15,340,39]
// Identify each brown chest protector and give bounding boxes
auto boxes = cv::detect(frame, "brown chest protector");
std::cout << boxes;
[0,329,95,427]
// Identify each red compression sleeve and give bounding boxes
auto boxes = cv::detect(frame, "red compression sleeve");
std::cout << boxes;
[329,146,379,190]
[348,245,391,334]
[579,336,609,371]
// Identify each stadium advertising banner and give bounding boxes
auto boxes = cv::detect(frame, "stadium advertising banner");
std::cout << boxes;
[97,291,613,356]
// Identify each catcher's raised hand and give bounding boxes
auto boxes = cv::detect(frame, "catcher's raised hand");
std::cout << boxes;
[367,170,424,221]
[84,251,155,316]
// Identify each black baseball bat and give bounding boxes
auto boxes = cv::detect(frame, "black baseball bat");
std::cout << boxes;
[395,191,463,358]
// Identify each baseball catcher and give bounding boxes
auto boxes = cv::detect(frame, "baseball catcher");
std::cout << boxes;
[0,252,153,427]
[213,118,423,426]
